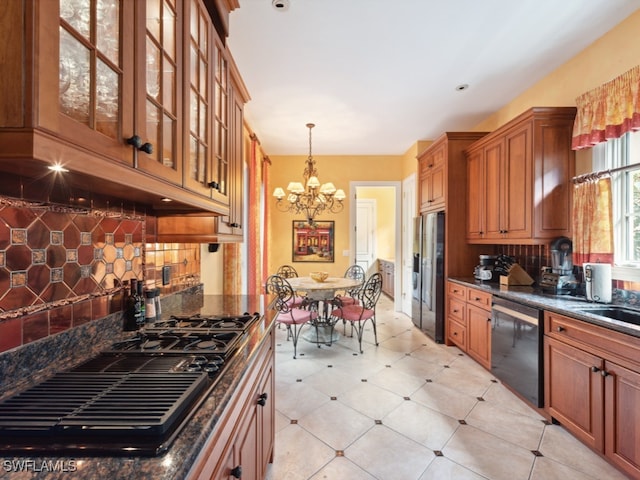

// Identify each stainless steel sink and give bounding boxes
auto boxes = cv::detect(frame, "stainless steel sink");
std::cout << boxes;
[576,306,640,326]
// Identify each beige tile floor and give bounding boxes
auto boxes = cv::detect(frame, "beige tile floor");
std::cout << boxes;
[265,294,631,480]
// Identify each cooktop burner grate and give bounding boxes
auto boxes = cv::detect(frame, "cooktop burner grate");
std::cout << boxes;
[0,371,207,435]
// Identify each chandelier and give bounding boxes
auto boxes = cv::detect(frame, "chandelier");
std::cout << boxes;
[273,123,346,224]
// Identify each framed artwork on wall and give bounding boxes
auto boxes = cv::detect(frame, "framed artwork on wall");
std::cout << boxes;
[292,220,335,263]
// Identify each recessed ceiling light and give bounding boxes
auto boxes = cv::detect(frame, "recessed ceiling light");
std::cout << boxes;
[272,0,289,11]
[160,197,173,202]
[48,164,69,173]
[455,84,469,92]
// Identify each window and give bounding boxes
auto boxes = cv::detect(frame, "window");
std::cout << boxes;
[593,130,640,273]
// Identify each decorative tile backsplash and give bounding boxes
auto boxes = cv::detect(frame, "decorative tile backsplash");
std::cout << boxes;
[0,196,201,354]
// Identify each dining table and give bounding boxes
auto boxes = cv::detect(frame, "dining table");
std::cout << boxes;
[286,276,362,345]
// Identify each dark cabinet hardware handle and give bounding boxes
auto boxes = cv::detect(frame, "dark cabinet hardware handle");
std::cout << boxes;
[556,326,565,332]
[428,163,433,168]
[591,366,600,373]
[208,181,220,189]
[474,297,481,301]
[230,222,240,228]
[257,392,268,406]
[126,135,142,148]
[601,370,610,377]
[453,309,459,313]
[453,332,458,336]
[139,142,153,154]
[487,317,491,322]
[230,465,242,478]
[126,135,153,154]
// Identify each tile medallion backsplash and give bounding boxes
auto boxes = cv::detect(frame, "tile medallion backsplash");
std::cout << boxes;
[0,195,201,353]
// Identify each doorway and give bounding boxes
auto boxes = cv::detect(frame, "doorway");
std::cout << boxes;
[350,182,401,312]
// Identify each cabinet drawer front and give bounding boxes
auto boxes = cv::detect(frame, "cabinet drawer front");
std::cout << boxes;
[467,288,492,310]
[545,312,640,368]
[448,298,466,323]
[448,319,467,349]
[447,282,467,299]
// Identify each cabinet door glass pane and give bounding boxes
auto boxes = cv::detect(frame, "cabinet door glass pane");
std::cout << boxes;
[96,59,119,138]
[190,89,198,136]
[59,28,90,125]
[96,0,119,64]
[163,114,174,168]
[190,136,198,180]
[162,0,176,60]
[146,39,161,100]
[146,0,161,39]
[146,100,160,161]
[162,57,175,113]
[60,0,90,39]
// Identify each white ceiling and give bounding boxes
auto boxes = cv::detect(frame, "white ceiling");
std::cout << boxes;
[228,0,639,155]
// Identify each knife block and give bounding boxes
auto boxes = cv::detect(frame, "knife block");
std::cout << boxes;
[499,264,535,286]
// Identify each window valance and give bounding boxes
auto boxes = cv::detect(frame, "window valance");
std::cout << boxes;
[572,65,640,150]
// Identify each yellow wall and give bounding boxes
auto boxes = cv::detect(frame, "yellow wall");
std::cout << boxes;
[268,155,401,277]
[473,9,640,132]
[356,186,396,260]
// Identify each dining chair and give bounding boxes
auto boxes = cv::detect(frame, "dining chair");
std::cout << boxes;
[330,272,382,353]
[336,264,365,306]
[265,274,318,359]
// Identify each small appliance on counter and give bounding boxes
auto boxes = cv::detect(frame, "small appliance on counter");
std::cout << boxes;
[473,254,499,282]
[584,262,613,303]
[540,236,578,294]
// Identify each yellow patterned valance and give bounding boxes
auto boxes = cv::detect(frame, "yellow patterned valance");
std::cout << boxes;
[572,65,640,150]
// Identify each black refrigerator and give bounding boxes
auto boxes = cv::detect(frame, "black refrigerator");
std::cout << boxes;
[411,211,445,343]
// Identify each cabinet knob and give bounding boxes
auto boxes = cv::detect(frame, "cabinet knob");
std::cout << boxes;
[208,181,220,190]
[556,326,565,332]
[474,297,481,301]
[591,366,600,373]
[230,222,241,228]
[601,370,610,377]
[257,392,268,407]
[453,332,457,336]
[230,465,242,478]
[452,309,459,313]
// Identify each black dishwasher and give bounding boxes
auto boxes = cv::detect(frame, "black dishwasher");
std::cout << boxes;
[491,297,544,407]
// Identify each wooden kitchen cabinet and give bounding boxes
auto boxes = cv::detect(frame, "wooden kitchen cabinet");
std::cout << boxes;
[0,0,245,221]
[445,282,492,370]
[419,141,446,212]
[446,282,467,350]
[417,133,489,283]
[379,259,395,298]
[189,330,275,480]
[466,107,576,244]
[467,303,492,370]
[544,311,640,478]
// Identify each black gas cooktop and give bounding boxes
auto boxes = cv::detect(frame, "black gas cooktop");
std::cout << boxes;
[0,311,261,456]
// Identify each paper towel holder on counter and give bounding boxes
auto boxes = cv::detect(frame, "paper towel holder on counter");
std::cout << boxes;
[584,263,613,303]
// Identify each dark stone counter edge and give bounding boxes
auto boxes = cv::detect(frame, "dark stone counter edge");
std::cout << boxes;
[448,277,640,338]
[0,298,276,480]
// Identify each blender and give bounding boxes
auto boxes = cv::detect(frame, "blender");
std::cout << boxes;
[540,236,577,294]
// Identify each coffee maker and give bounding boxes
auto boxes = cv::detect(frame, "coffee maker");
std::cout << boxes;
[540,236,577,294]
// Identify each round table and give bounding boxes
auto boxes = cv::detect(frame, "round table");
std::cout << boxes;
[286,276,362,344]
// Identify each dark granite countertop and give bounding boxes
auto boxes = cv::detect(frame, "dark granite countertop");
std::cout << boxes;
[449,277,640,338]
[0,294,275,480]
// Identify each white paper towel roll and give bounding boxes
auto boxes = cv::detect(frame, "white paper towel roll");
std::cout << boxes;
[584,263,612,303]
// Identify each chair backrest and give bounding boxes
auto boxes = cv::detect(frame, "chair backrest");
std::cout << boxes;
[344,264,365,281]
[276,265,298,278]
[265,274,295,313]
[359,272,383,310]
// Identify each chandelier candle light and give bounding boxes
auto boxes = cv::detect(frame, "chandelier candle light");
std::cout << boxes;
[273,123,346,225]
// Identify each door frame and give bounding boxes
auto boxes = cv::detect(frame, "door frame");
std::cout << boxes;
[349,180,402,312]
[355,198,377,272]
[402,174,416,316]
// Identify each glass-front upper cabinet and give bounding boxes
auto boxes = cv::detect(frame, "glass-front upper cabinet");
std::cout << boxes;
[134,0,183,184]
[57,0,134,164]
[211,35,230,204]
[183,0,212,195]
